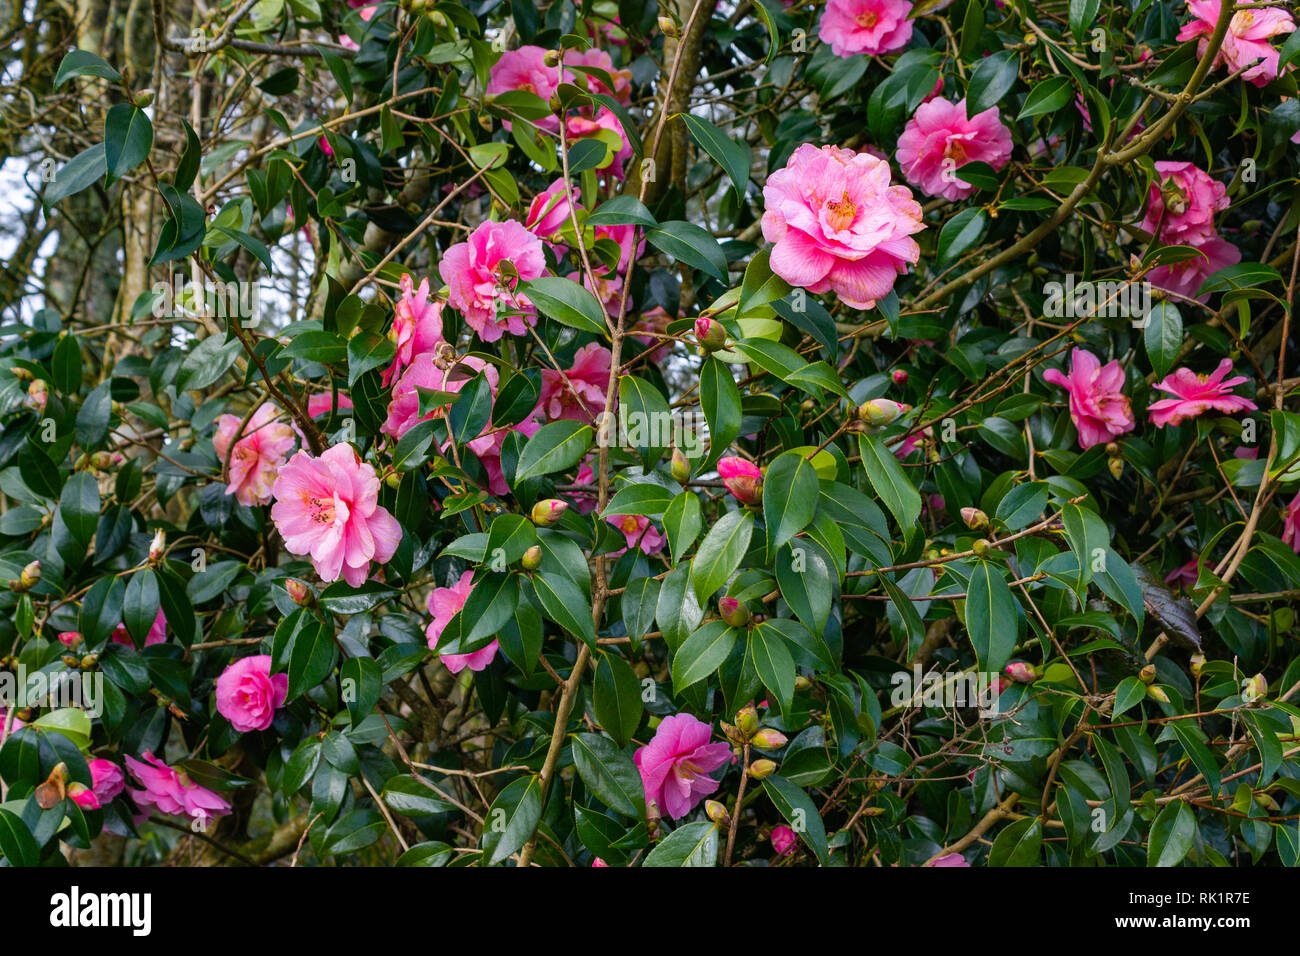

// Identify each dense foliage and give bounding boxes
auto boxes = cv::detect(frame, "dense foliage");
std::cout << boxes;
[1,0,1299,868]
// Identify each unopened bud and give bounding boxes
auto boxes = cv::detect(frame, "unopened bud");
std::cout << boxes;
[704,799,730,826]
[521,545,543,570]
[286,578,314,606]
[751,728,788,750]
[961,507,989,531]
[531,498,568,526]
[1004,661,1037,683]
[793,675,813,692]
[1107,456,1124,480]
[891,369,909,385]
[971,538,991,557]
[1138,664,1156,684]
[80,654,98,669]
[857,398,909,431]
[658,15,679,37]
[384,471,402,489]
[735,704,759,739]
[28,379,48,408]
[134,88,155,107]
[58,631,82,648]
[1189,653,1205,678]
[1145,685,1170,704]
[19,560,41,589]
[548,93,563,114]
[719,596,750,628]
[148,529,166,564]
[90,451,123,470]
[1242,673,1267,703]
[10,366,33,382]
[747,759,777,780]
[720,720,744,746]
[694,317,726,351]
[543,49,562,67]
[670,447,691,484]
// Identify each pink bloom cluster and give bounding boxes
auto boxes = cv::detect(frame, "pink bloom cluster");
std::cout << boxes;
[385,274,446,386]
[214,403,296,507]
[896,98,1014,201]
[819,0,914,57]
[762,143,924,309]
[1177,0,1296,87]
[125,752,232,823]
[71,759,126,811]
[216,655,288,732]
[440,219,546,342]
[1141,161,1240,301]
[634,713,731,819]
[270,444,402,586]
[1148,358,1257,427]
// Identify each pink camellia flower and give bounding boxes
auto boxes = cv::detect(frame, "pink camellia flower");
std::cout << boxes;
[440,219,546,342]
[718,457,763,505]
[525,180,580,244]
[539,343,611,424]
[1164,557,1203,590]
[59,630,82,647]
[1140,161,1229,246]
[929,852,971,867]
[762,143,924,309]
[72,758,127,810]
[112,608,168,649]
[0,708,24,742]
[382,351,500,442]
[1148,358,1258,428]
[384,274,446,386]
[633,713,732,819]
[1176,0,1296,87]
[818,0,913,57]
[1041,348,1135,450]
[426,570,499,673]
[606,514,666,556]
[487,45,560,129]
[1281,493,1300,554]
[1147,234,1242,303]
[125,751,232,824]
[215,655,289,732]
[771,825,798,856]
[270,445,402,586]
[1004,661,1037,683]
[213,403,297,507]
[592,857,610,866]
[895,97,1014,201]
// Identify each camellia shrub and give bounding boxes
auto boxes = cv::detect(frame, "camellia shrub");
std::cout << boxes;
[1,0,1299,869]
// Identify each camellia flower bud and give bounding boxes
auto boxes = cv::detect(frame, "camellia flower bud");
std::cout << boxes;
[891,369,909,385]
[1146,685,1170,704]
[542,49,562,67]
[134,88,155,107]
[521,545,543,570]
[148,529,166,564]
[286,578,314,606]
[1242,673,1267,703]
[793,675,813,692]
[971,538,991,557]
[961,507,989,531]
[735,704,759,739]
[751,728,788,750]
[384,471,402,490]
[857,398,909,431]
[10,366,33,382]
[58,631,82,648]
[28,379,48,409]
[658,15,680,36]
[1107,457,1124,480]
[1004,661,1037,683]
[1138,664,1156,684]
[694,316,726,352]
[704,799,730,826]
[1189,653,1206,678]
[747,759,777,779]
[90,451,123,471]
[19,560,41,590]
[719,720,745,746]
[531,498,568,526]
[670,447,691,484]
[719,596,750,628]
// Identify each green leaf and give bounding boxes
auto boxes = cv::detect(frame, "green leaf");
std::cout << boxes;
[571,733,645,817]
[484,514,538,566]
[286,614,337,700]
[1148,800,1196,867]
[1144,301,1182,379]
[646,221,728,282]
[339,657,381,726]
[1018,76,1074,120]
[103,103,153,186]
[1171,720,1221,797]
[530,571,597,649]
[514,421,593,482]
[346,330,396,386]
[672,620,739,693]
[738,249,793,317]
[59,471,100,544]
[966,560,1018,673]
[1113,676,1147,717]
[642,820,718,866]
[603,483,675,519]
[482,774,543,865]
[751,625,795,714]
[968,50,1019,115]
[988,817,1043,866]
[1069,0,1101,42]
[0,808,40,867]
[764,775,829,865]
[51,334,82,394]
[762,451,819,553]
[382,776,456,817]
[618,375,670,463]
[937,208,987,265]
[55,50,123,86]
[586,195,657,228]
[858,433,921,530]
[777,543,832,633]
[680,113,751,201]
[440,572,518,654]
[44,144,107,205]
[523,276,610,336]
[594,653,643,747]
[699,357,741,468]
[123,569,160,647]
[691,510,754,602]
[664,491,703,564]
